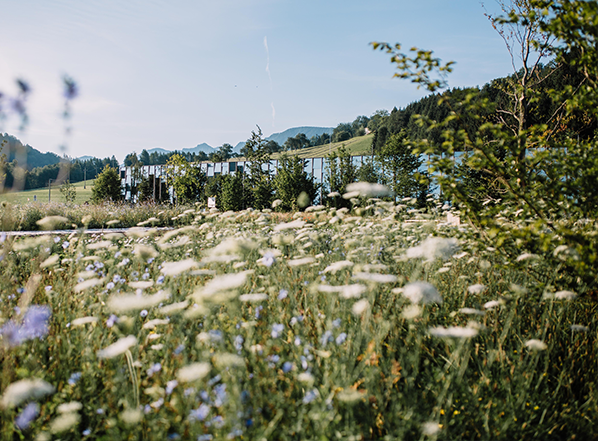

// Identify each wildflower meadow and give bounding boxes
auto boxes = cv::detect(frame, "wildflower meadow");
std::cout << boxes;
[0,192,596,440]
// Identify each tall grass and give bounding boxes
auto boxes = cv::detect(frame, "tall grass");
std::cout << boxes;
[0,198,595,440]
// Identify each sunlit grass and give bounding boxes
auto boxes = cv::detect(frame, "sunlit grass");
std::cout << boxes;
[0,197,595,440]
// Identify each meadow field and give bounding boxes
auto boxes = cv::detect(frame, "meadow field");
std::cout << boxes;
[0,194,595,440]
[0,180,96,206]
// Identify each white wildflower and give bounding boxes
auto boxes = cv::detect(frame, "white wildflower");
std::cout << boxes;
[459,308,485,316]
[239,293,269,302]
[352,272,397,284]
[316,284,367,299]
[524,339,547,351]
[401,304,421,320]
[40,255,60,269]
[352,299,369,316]
[1,379,55,408]
[323,260,353,274]
[516,253,539,262]
[128,281,154,289]
[570,324,588,332]
[213,353,245,368]
[108,290,170,313]
[57,401,82,414]
[421,421,441,436]
[405,237,459,262]
[467,284,486,295]
[401,281,442,304]
[177,362,211,382]
[158,301,189,316]
[274,219,306,231]
[288,257,316,267]
[160,259,199,276]
[429,326,479,338]
[97,335,138,359]
[142,319,170,330]
[554,290,577,300]
[483,300,501,310]
[120,409,143,425]
[73,278,104,293]
[70,317,98,327]
[336,389,364,403]
[87,240,112,250]
[36,216,68,230]
[298,372,315,386]
[345,182,393,198]
[50,412,80,433]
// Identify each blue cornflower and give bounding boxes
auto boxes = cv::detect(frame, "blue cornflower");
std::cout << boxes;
[1,305,51,347]
[332,318,341,328]
[277,289,288,300]
[263,252,275,267]
[15,402,39,430]
[166,380,178,395]
[336,333,348,345]
[282,362,294,373]
[174,344,185,355]
[234,335,244,351]
[303,389,319,404]
[189,403,210,421]
[271,323,284,339]
[320,330,333,347]
[106,314,118,328]
[82,428,92,436]
[213,384,227,407]
[68,372,82,385]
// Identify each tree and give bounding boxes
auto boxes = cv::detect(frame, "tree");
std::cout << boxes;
[91,165,122,203]
[59,180,76,204]
[139,149,150,165]
[124,152,139,167]
[373,0,598,289]
[165,153,207,205]
[378,131,428,203]
[273,154,319,211]
[220,172,246,211]
[244,127,274,210]
[325,145,356,207]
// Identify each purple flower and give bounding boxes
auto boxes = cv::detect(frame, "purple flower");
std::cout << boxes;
[263,252,275,267]
[303,389,319,404]
[63,76,78,100]
[336,333,347,345]
[0,305,51,347]
[106,314,118,328]
[68,372,82,385]
[15,402,39,430]
[189,403,210,422]
[282,361,293,373]
[166,380,178,395]
[271,323,284,339]
[277,289,288,300]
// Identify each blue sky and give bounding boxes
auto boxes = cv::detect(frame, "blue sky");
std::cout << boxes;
[0,0,513,161]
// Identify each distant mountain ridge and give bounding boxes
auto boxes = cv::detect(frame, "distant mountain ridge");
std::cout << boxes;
[146,127,334,156]
[1,126,335,167]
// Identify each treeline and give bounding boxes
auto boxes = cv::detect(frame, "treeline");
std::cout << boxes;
[1,155,119,191]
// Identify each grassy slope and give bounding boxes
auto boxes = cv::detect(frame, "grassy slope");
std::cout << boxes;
[230,133,374,162]
[0,179,96,205]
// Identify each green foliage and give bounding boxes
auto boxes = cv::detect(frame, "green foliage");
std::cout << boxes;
[374,0,598,290]
[59,180,76,204]
[165,153,207,205]
[325,145,356,206]
[91,165,122,204]
[378,131,429,202]
[273,154,319,211]
[220,172,246,211]
[244,127,274,210]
